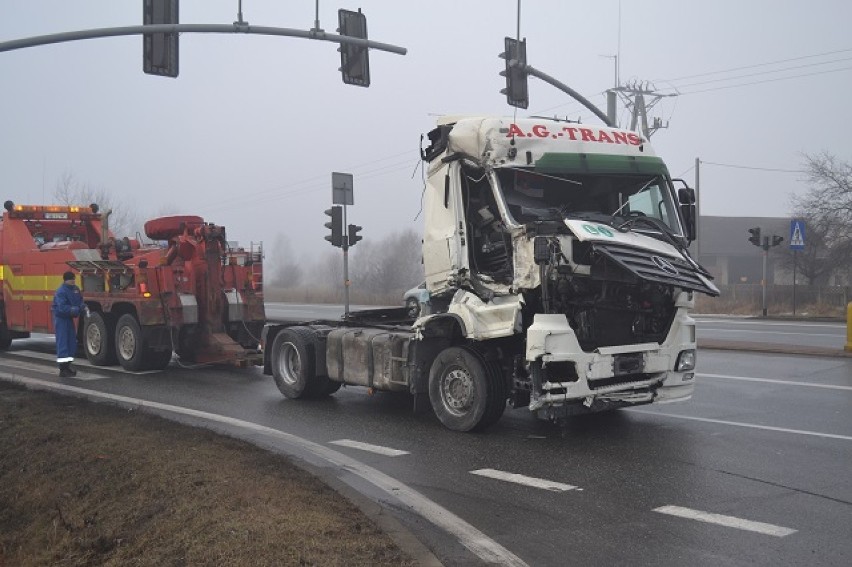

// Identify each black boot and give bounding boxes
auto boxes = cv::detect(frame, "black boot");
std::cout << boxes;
[59,363,74,377]
[67,363,77,377]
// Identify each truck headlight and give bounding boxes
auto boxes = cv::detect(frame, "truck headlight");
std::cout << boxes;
[675,349,696,372]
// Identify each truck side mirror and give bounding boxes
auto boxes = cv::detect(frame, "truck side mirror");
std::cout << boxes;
[678,187,697,242]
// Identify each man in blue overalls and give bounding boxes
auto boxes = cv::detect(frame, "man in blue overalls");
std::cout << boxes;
[52,271,85,377]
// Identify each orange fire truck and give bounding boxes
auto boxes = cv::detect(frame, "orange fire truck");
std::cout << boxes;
[0,201,264,371]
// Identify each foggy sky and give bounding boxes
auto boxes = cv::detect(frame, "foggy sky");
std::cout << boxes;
[2,1,850,265]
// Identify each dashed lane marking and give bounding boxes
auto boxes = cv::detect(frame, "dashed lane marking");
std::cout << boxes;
[329,439,410,456]
[470,469,580,492]
[654,505,797,537]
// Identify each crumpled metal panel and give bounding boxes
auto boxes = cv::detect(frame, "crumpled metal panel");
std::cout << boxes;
[446,289,522,340]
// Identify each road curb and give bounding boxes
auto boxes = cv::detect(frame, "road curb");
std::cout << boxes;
[698,340,852,358]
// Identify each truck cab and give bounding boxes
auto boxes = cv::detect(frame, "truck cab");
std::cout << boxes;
[418,116,718,421]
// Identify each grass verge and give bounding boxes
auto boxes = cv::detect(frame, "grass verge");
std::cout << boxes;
[0,382,416,567]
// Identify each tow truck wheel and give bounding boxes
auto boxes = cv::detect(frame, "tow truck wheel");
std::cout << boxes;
[84,311,116,365]
[271,327,317,399]
[144,348,173,371]
[115,314,146,372]
[428,346,505,432]
[0,322,12,350]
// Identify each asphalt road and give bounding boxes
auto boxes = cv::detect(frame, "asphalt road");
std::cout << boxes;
[2,321,850,566]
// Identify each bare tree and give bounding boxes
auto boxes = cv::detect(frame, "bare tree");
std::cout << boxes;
[776,211,840,285]
[268,233,303,288]
[350,229,423,295]
[54,171,142,237]
[787,153,852,282]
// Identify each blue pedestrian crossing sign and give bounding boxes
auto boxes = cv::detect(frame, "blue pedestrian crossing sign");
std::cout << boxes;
[789,219,805,250]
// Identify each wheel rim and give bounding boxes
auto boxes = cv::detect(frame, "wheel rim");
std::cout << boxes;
[117,325,136,361]
[276,342,300,386]
[86,323,102,355]
[440,366,474,416]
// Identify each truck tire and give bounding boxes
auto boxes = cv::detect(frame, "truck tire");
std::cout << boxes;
[428,345,506,432]
[115,314,146,372]
[0,322,12,351]
[145,348,173,371]
[84,311,117,365]
[271,327,319,399]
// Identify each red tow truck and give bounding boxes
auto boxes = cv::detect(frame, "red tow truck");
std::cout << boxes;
[0,201,264,370]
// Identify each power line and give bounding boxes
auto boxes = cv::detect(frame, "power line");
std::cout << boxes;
[655,47,852,82]
[675,65,852,95]
[667,56,852,90]
[702,161,806,173]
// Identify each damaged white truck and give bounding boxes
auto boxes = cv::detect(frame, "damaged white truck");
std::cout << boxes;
[261,116,719,431]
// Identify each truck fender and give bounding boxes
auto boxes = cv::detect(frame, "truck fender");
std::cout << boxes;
[413,312,467,341]
[409,314,466,394]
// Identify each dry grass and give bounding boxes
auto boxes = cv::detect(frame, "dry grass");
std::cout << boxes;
[0,383,415,567]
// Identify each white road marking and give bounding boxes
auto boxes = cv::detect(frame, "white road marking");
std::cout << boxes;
[0,372,528,567]
[700,327,841,338]
[329,439,409,456]
[0,357,113,380]
[2,351,160,375]
[699,373,852,391]
[654,505,797,537]
[628,409,852,441]
[470,469,579,492]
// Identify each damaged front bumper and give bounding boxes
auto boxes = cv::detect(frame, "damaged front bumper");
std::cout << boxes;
[524,310,696,420]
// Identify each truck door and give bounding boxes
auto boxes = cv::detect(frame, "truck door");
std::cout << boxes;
[422,161,469,295]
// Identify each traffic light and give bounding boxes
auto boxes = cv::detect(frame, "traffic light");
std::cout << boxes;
[771,235,783,247]
[499,37,529,109]
[143,0,179,78]
[324,206,343,247]
[338,9,370,87]
[747,227,761,247]
[348,224,363,247]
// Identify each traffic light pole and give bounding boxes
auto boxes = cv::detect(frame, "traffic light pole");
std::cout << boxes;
[525,66,614,127]
[342,204,350,320]
[761,238,769,317]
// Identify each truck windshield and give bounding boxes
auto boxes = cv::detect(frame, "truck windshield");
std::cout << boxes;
[494,167,682,235]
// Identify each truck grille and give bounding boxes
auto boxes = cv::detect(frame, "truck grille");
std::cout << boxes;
[593,242,719,296]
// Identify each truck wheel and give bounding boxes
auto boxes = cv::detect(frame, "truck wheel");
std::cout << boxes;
[145,348,173,371]
[0,322,12,350]
[271,327,318,399]
[84,312,117,365]
[115,314,146,372]
[428,346,506,432]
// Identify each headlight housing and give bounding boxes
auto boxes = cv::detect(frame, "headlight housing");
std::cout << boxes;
[675,349,696,372]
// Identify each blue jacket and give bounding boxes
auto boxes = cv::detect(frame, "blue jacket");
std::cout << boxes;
[52,282,84,360]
